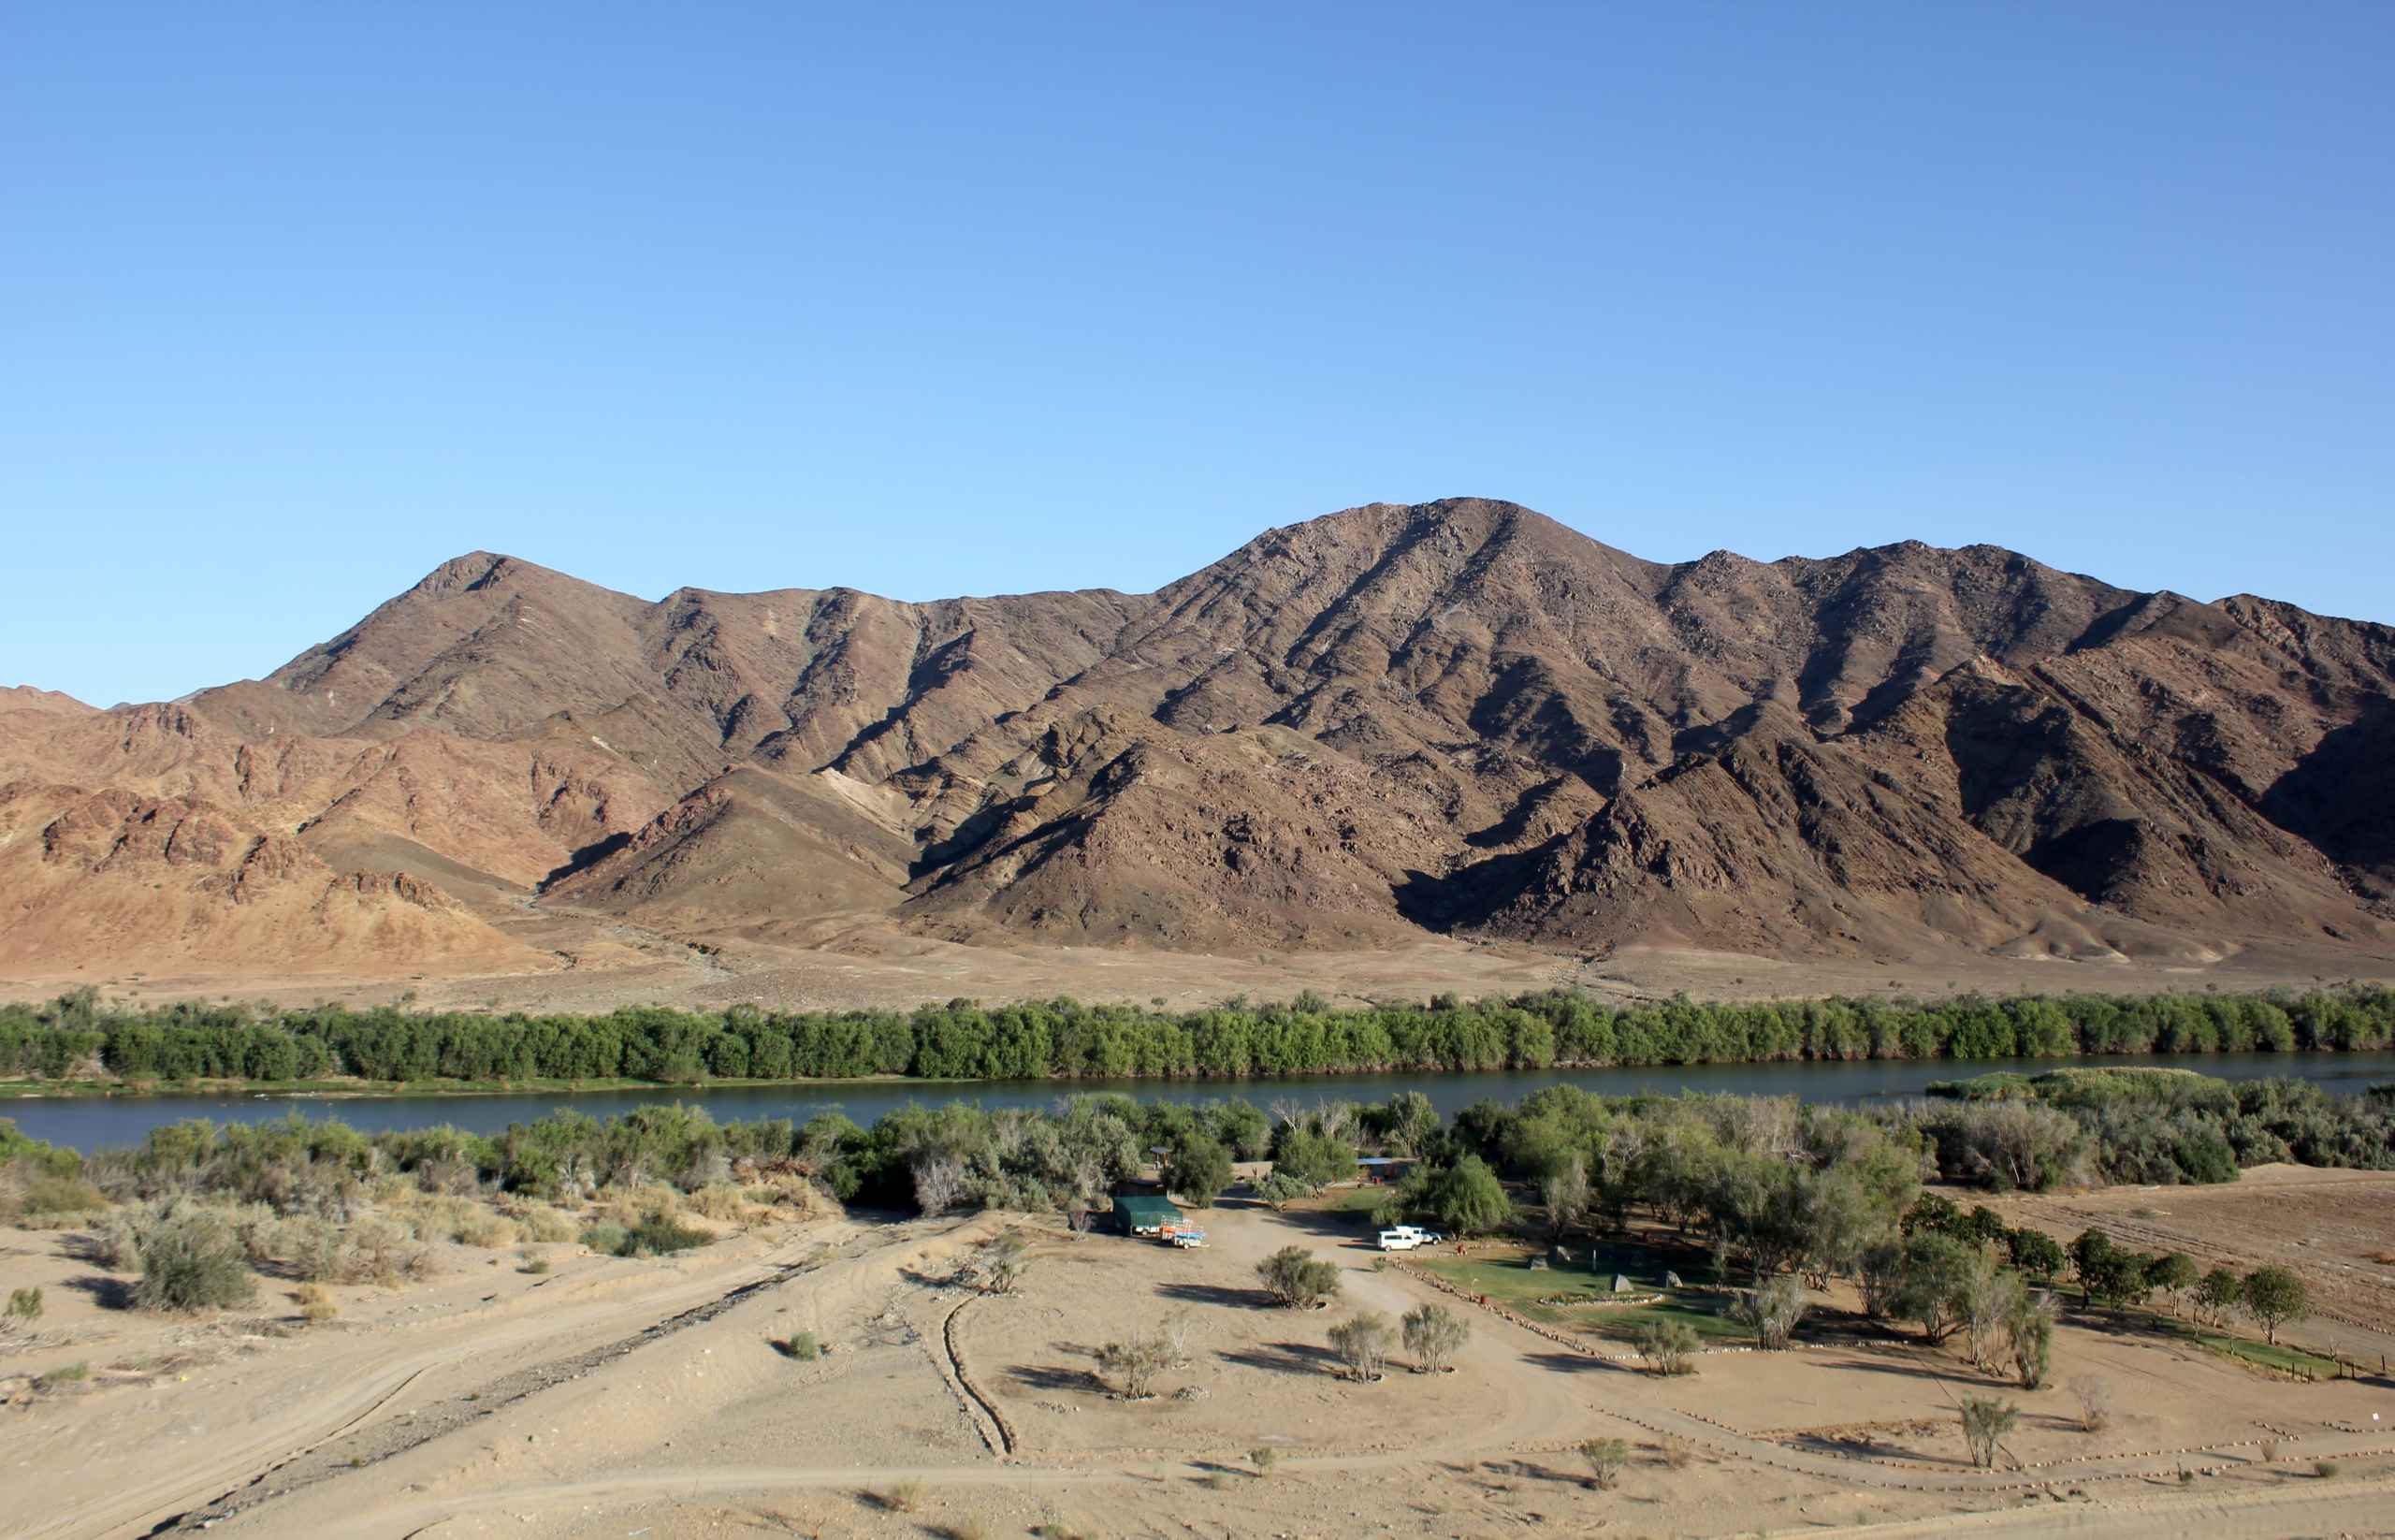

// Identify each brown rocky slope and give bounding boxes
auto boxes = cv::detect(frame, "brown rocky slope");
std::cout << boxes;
[5,499,2390,981]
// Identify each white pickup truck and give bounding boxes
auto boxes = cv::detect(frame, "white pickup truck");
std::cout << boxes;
[1376,1225,1443,1251]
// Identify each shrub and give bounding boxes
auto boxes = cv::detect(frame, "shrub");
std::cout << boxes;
[1327,1310,1394,1382]
[1734,1274,1808,1350]
[2315,1460,2340,1479]
[581,1221,630,1257]
[340,1217,434,1286]
[1657,1435,1693,1469]
[1578,1436,1629,1489]
[293,1283,339,1324]
[1096,1329,1173,1398]
[94,1209,146,1271]
[517,1248,551,1274]
[518,1205,579,1243]
[1401,1302,1468,1372]
[1632,1319,1698,1377]
[2068,1374,2112,1433]
[973,1232,1029,1294]
[1960,1395,2018,1469]
[1249,1446,1278,1476]
[37,1360,90,1389]
[883,1477,925,1512]
[132,1210,256,1312]
[2,1286,41,1335]
[280,1215,342,1282]
[1256,1246,1342,1309]
[448,1206,518,1248]
[19,1173,109,1222]
[2006,1287,2054,1388]
[773,1329,822,1361]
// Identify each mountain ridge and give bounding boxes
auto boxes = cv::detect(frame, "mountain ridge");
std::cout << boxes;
[6,498,2390,981]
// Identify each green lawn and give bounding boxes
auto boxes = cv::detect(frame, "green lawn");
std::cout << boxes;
[2162,1323,2344,1379]
[1414,1241,1747,1344]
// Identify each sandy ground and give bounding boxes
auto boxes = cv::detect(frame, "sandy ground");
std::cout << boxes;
[7,1171,2395,1539]
[1987,1163,2395,1366]
[16,899,2394,1016]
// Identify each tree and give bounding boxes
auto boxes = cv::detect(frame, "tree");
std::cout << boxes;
[1577,1436,1629,1490]
[1096,1329,1173,1398]
[2004,1228,2067,1283]
[1328,1311,1394,1381]
[1735,1274,1808,1350]
[2145,1253,2199,1315]
[2241,1267,2309,1345]
[1540,1153,1591,1241]
[1959,1395,2019,1469]
[2005,1286,2054,1389]
[1632,1318,1698,1377]
[1163,1134,1234,1209]
[1401,1302,1469,1372]
[1959,1256,2023,1374]
[2193,1265,2243,1326]
[1272,1127,1357,1191]
[1891,1231,1972,1344]
[1423,1155,1514,1236]
[1256,1171,1310,1213]
[1256,1246,1342,1309]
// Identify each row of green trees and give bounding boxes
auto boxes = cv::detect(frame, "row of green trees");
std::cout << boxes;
[6,982,2392,1086]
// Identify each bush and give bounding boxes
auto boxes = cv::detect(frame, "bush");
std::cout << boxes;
[340,1217,433,1286]
[611,1212,710,1257]
[94,1209,146,1271]
[1735,1275,1808,1349]
[1256,1246,1342,1309]
[517,1248,551,1274]
[1096,1329,1173,1398]
[293,1283,339,1324]
[1577,1436,1629,1489]
[581,1221,630,1257]
[18,1173,108,1222]
[132,1210,256,1312]
[2,1286,41,1335]
[773,1329,822,1361]
[2068,1374,2112,1433]
[1249,1446,1278,1476]
[1327,1310,1394,1382]
[1401,1302,1468,1372]
[1960,1395,2018,1469]
[1632,1319,1698,1377]
[37,1360,90,1389]
[517,1205,579,1243]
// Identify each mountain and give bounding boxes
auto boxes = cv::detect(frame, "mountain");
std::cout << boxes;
[4,499,2390,984]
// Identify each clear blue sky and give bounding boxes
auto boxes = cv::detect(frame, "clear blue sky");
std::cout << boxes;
[6,4,2389,706]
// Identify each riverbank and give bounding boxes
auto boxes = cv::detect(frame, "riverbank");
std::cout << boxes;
[0,1072,974,1101]
[11,1048,2395,1153]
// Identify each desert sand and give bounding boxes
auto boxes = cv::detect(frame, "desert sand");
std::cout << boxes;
[7,1168,2393,1539]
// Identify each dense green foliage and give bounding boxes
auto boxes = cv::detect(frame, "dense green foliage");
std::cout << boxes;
[6,982,2392,1088]
[1918,1067,2395,1187]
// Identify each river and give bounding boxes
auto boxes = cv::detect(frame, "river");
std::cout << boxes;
[8,1050,2392,1154]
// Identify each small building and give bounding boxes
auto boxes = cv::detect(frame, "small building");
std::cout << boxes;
[1112,1195,1184,1238]
[1355,1156,1417,1184]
